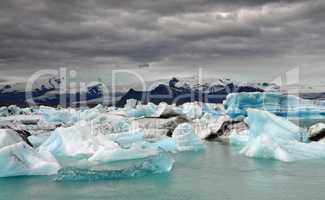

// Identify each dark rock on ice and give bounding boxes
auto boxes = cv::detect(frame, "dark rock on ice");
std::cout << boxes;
[308,123,325,142]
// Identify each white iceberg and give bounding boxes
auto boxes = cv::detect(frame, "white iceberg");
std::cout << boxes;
[153,102,183,118]
[38,121,119,159]
[0,129,60,177]
[181,102,204,120]
[0,142,60,177]
[88,142,159,164]
[0,129,24,148]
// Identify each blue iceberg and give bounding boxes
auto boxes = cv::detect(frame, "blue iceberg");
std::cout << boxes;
[126,103,157,118]
[172,123,204,151]
[0,142,60,177]
[224,92,325,120]
[55,153,174,181]
[230,109,325,162]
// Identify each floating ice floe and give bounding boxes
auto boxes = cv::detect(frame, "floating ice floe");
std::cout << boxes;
[38,104,107,125]
[55,153,175,181]
[229,109,325,162]
[172,123,204,152]
[181,102,204,120]
[224,92,325,120]
[0,129,60,177]
[130,116,188,138]
[0,142,60,177]
[126,102,157,118]
[38,120,120,159]
[38,106,80,125]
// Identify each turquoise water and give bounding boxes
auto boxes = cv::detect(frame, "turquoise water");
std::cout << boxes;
[1,142,325,200]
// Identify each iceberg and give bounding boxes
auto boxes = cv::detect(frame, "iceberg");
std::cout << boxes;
[108,130,145,147]
[224,92,325,120]
[0,107,9,117]
[39,120,160,165]
[38,106,80,125]
[38,121,120,159]
[0,129,24,148]
[90,113,130,134]
[146,138,177,152]
[88,142,159,164]
[28,132,51,147]
[38,105,107,125]
[126,103,157,118]
[153,102,183,118]
[55,153,174,181]
[181,102,204,120]
[0,142,60,177]
[172,123,204,151]
[229,109,325,162]
[130,116,188,138]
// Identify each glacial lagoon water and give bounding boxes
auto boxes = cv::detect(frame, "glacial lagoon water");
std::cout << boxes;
[1,142,325,200]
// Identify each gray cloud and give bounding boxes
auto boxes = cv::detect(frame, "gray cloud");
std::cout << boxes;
[0,0,324,82]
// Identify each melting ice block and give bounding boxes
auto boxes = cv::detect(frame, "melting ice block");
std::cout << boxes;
[38,106,79,124]
[224,92,325,120]
[39,121,120,159]
[38,105,106,125]
[229,109,325,162]
[0,129,24,148]
[126,103,157,118]
[153,102,183,118]
[88,142,159,164]
[172,123,204,151]
[181,102,204,120]
[0,142,60,177]
[56,153,175,181]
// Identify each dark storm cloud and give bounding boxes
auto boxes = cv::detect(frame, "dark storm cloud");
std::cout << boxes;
[0,0,324,70]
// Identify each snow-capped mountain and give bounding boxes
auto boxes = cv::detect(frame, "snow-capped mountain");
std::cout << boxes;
[116,77,269,107]
[0,77,104,107]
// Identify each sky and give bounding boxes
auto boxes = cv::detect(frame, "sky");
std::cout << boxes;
[0,0,324,85]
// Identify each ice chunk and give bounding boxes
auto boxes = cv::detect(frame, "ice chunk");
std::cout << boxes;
[38,120,159,165]
[88,142,159,164]
[202,103,224,118]
[0,129,24,148]
[126,103,157,118]
[146,138,177,152]
[38,121,120,158]
[108,130,144,147]
[0,107,9,117]
[0,142,60,177]
[125,99,139,109]
[38,106,79,125]
[224,92,325,120]
[38,105,106,125]
[181,102,204,119]
[153,102,183,118]
[130,116,188,138]
[56,153,174,181]
[172,123,204,151]
[90,113,130,134]
[192,114,231,139]
[28,131,51,147]
[229,109,325,162]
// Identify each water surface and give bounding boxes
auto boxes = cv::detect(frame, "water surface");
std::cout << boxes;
[1,142,324,200]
